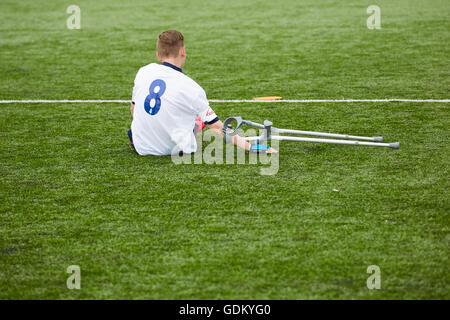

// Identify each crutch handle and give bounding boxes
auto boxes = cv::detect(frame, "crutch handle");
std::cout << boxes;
[223,117,243,136]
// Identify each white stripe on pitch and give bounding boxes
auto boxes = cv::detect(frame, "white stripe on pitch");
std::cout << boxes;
[209,99,450,103]
[0,100,130,103]
[0,99,449,104]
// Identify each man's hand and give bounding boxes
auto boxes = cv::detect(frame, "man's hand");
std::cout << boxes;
[206,120,278,153]
[206,120,251,151]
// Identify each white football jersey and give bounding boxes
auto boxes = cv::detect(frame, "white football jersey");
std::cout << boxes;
[131,62,218,156]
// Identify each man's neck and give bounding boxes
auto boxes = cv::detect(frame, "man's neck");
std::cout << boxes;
[161,58,183,70]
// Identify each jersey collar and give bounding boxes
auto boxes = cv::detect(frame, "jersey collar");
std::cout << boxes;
[162,62,183,73]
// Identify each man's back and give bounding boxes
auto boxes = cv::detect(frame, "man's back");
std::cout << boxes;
[131,62,209,155]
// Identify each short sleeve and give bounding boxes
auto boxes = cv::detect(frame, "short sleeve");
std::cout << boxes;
[131,69,141,104]
[195,88,219,125]
[195,88,210,114]
[131,84,137,104]
[198,106,219,125]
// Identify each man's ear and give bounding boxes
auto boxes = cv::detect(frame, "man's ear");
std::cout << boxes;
[156,51,163,62]
[180,46,186,58]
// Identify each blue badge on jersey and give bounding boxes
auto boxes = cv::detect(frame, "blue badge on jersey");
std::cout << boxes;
[144,79,166,115]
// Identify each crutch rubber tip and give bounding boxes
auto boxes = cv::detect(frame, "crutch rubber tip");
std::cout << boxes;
[389,142,400,149]
[374,136,383,142]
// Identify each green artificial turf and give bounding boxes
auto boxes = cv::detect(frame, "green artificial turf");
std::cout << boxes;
[0,0,449,299]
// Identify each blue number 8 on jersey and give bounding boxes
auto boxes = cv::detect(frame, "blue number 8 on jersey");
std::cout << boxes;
[144,79,166,115]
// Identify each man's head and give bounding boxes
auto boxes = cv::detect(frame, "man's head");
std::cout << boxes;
[156,30,186,68]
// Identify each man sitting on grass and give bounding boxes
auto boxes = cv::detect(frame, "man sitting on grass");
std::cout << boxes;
[129,30,275,156]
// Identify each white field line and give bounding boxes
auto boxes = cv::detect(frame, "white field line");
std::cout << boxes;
[0,100,131,103]
[210,99,450,103]
[0,99,449,104]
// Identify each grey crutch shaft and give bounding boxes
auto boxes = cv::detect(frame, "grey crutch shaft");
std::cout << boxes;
[245,136,399,148]
[276,128,383,142]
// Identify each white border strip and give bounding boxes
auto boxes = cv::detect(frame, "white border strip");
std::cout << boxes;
[0,99,449,104]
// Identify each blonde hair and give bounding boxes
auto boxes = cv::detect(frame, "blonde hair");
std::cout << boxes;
[157,30,184,58]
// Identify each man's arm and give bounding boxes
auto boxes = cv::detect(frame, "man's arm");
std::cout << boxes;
[199,106,252,151]
[130,102,135,118]
[207,120,251,151]
[206,120,277,153]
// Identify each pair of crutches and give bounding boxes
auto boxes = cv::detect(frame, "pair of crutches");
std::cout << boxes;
[222,117,399,153]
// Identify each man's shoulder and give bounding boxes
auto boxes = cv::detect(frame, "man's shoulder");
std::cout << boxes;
[134,63,156,81]
[137,62,159,73]
[178,73,204,92]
